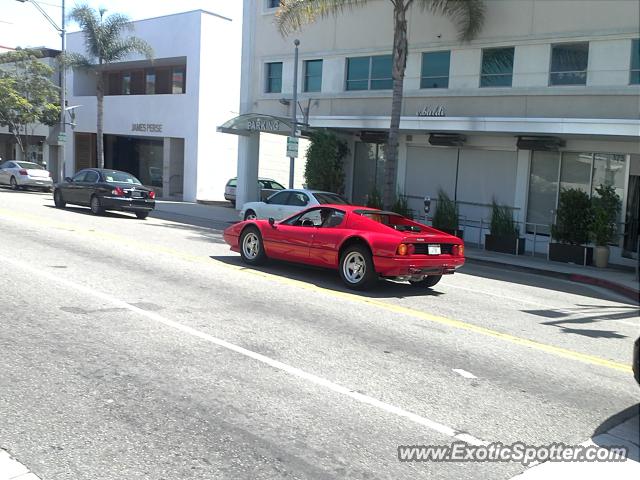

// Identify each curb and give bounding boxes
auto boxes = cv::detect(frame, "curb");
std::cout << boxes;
[465,256,639,302]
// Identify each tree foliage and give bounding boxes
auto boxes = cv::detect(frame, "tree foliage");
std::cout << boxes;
[0,48,60,155]
[591,184,621,246]
[304,130,348,193]
[276,0,485,209]
[66,5,153,168]
[552,188,592,245]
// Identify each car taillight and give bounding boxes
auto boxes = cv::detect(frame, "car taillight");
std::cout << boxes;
[148,191,156,199]
[19,169,28,176]
[452,244,465,256]
[111,187,124,196]
[397,243,415,256]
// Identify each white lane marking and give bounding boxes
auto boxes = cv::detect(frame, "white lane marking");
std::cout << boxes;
[452,369,477,379]
[6,256,488,447]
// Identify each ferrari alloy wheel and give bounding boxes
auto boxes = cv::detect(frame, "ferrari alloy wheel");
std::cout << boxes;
[90,195,104,215]
[244,210,257,221]
[240,227,266,265]
[53,190,66,208]
[409,275,442,288]
[339,245,377,290]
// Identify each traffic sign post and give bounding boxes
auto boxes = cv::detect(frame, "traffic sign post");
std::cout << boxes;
[286,136,299,158]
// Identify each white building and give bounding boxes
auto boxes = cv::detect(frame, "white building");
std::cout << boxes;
[232,0,640,266]
[64,9,242,202]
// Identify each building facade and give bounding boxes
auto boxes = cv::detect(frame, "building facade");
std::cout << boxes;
[235,0,640,266]
[64,9,242,202]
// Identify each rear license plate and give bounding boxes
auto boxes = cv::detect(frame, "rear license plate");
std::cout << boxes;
[131,192,143,198]
[428,244,441,255]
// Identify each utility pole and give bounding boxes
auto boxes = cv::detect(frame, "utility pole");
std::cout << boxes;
[288,39,300,189]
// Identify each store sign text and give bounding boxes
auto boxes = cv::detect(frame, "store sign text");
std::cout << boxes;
[132,123,163,133]
[417,105,446,117]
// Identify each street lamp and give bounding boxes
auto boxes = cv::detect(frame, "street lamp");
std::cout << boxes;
[288,39,300,189]
[16,0,66,181]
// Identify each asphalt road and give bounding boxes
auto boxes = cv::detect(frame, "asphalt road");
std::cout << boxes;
[1,188,638,480]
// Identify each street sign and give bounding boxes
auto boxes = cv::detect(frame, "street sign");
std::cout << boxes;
[286,136,299,158]
[57,132,66,144]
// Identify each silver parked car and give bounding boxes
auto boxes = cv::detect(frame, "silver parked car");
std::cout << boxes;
[224,177,285,205]
[240,189,349,221]
[0,160,53,191]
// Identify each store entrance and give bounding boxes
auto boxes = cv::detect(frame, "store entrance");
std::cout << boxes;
[104,135,163,193]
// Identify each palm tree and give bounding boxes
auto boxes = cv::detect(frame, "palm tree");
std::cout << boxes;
[67,5,153,169]
[276,0,485,209]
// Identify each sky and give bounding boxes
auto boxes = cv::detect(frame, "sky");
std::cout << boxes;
[0,0,243,50]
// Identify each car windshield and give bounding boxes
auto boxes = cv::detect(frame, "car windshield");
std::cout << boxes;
[356,210,423,232]
[103,170,142,185]
[313,193,349,205]
[16,162,44,170]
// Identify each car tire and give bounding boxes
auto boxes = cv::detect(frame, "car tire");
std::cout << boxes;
[239,226,267,265]
[53,189,66,208]
[339,244,377,290]
[135,211,149,220]
[90,195,105,215]
[409,275,442,288]
[10,176,19,191]
[244,210,257,221]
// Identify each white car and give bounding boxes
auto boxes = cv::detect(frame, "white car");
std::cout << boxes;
[240,189,349,221]
[0,160,53,191]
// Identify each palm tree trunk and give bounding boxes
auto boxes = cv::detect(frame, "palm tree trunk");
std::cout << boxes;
[96,71,104,168]
[383,1,409,210]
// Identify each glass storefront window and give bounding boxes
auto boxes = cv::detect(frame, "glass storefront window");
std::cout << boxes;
[560,152,592,193]
[526,151,560,234]
[352,142,385,205]
[592,153,626,221]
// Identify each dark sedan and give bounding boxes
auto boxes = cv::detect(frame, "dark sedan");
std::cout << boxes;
[53,168,156,219]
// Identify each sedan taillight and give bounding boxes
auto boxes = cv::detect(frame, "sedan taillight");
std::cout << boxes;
[18,169,28,176]
[148,191,156,199]
[112,187,125,196]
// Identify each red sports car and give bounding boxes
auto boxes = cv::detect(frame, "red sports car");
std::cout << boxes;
[223,205,465,290]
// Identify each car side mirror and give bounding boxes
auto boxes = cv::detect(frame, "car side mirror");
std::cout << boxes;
[268,217,276,228]
[64,177,72,182]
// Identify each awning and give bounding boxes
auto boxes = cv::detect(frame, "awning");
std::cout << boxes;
[216,113,314,137]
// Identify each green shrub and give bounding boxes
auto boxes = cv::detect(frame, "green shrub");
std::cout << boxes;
[591,184,621,246]
[391,193,413,219]
[551,188,592,245]
[432,189,458,231]
[366,186,383,209]
[304,130,348,193]
[490,199,519,237]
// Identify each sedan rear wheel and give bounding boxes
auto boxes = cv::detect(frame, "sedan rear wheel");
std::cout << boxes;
[339,245,377,290]
[135,211,149,220]
[90,195,105,215]
[240,226,266,265]
[53,189,66,208]
[10,176,19,191]
[409,275,442,288]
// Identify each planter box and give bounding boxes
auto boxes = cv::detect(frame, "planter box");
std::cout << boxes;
[485,234,526,255]
[548,243,593,266]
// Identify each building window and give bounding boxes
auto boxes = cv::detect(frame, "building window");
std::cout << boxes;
[172,67,185,94]
[266,62,282,93]
[346,55,392,91]
[631,39,640,85]
[420,51,450,89]
[122,73,131,94]
[304,59,322,92]
[145,71,155,94]
[480,47,514,87]
[550,42,588,86]
[267,0,281,8]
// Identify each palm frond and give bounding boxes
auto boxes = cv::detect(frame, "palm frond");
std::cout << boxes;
[106,37,154,63]
[59,52,94,69]
[69,4,103,59]
[419,0,485,42]
[276,0,371,36]
[104,13,133,41]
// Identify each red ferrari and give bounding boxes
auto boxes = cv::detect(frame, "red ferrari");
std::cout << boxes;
[223,205,465,290]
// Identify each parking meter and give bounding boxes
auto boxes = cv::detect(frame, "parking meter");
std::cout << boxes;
[424,196,431,214]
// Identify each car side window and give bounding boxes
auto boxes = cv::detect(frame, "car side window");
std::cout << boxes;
[84,171,99,183]
[288,192,309,207]
[322,210,345,228]
[295,209,323,227]
[268,191,291,205]
[72,171,87,182]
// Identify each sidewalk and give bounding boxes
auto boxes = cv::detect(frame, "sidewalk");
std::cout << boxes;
[0,450,40,480]
[151,200,639,302]
[465,247,639,302]
[512,411,639,479]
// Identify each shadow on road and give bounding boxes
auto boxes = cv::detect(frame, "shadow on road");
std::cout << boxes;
[44,204,135,220]
[210,254,446,300]
[0,185,51,195]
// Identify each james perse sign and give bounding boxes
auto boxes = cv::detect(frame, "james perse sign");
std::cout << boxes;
[417,105,446,117]
[132,123,163,133]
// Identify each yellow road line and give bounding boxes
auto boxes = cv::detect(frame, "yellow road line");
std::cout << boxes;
[0,207,633,373]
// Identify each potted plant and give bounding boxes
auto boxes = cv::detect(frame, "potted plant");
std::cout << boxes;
[591,184,621,268]
[549,188,593,265]
[432,189,462,238]
[485,200,525,255]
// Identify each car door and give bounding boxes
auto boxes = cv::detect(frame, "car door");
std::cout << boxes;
[264,208,323,263]
[63,170,88,204]
[309,209,347,267]
[76,170,100,205]
[261,191,291,220]
[0,162,14,184]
